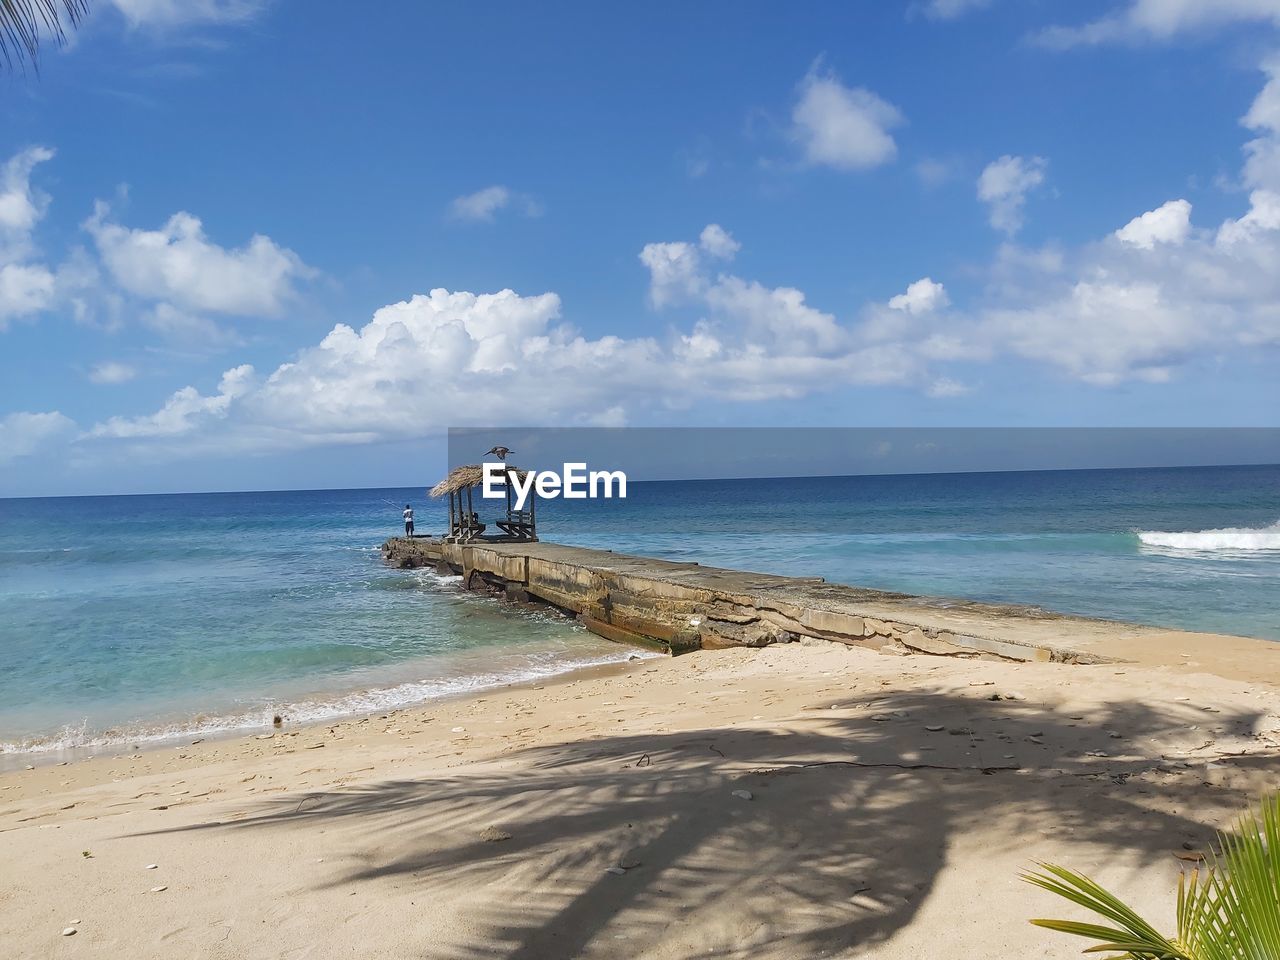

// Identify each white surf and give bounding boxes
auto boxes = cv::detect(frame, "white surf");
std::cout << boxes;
[1138,521,1280,551]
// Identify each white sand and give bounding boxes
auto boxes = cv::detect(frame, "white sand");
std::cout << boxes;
[1,641,1278,958]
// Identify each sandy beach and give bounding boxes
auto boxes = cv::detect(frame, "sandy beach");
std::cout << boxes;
[2,638,1278,959]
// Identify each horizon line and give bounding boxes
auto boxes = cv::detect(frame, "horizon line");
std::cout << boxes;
[2,459,1278,502]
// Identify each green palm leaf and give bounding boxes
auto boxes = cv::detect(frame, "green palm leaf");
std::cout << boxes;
[1026,793,1280,960]
[1,0,90,72]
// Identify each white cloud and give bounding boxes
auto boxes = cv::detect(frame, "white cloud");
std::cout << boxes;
[65,60,1280,456]
[0,411,74,463]
[0,147,54,252]
[888,277,949,314]
[699,224,740,259]
[980,280,1202,385]
[871,82,1280,385]
[0,263,56,327]
[1216,189,1280,248]
[0,146,310,339]
[448,186,542,223]
[638,240,705,307]
[84,204,310,317]
[971,174,1280,381]
[88,362,138,385]
[1242,59,1280,191]
[143,302,244,346]
[1115,199,1192,249]
[0,147,57,327]
[919,0,994,20]
[1038,0,1280,47]
[108,0,267,28]
[89,365,254,439]
[791,66,903,171]
[704,275,849,356]
[449,186,511,222]
[80,178,1280,458]
[978,155,1047,234]
[87,231,958,453]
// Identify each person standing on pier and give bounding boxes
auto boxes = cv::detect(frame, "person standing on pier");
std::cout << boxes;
[403,504,415,538]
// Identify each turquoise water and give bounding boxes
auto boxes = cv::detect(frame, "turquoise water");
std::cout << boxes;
[0,489,641,757]
[1,465,1277,756]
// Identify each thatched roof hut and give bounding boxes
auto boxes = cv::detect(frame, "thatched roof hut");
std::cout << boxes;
[430,464,528,498]
[432,463,539,544]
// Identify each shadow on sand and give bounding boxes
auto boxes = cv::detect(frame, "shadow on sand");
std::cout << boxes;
[140,688,1271,958]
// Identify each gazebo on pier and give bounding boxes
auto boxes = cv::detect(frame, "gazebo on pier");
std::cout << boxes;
[430,464,538,543]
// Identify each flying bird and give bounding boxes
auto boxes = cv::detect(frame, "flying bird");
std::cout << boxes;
[485,446,512,460]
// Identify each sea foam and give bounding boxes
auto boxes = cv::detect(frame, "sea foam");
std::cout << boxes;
[1138,521,1280,551]
[0,645,660,758]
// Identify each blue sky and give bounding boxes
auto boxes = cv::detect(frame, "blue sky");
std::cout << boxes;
[2,0,1280,496]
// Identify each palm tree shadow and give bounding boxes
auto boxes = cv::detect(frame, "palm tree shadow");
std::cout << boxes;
[138,689,1269,959]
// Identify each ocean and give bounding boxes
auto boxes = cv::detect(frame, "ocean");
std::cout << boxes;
[1,463,1277,758]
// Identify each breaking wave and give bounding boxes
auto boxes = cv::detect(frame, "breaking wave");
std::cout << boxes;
[0,645,659,759]
[1138,521,1280,552]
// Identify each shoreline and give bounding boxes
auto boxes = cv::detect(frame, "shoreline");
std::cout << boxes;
[11,532,1278,769]
[2,639,1277,957]
[0,637,657,771]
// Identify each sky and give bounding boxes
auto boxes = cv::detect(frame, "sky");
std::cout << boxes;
[3,0,1280,496]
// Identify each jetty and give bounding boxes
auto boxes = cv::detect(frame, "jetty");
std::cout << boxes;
[380,537,1277,676]
[386,461,1277,675]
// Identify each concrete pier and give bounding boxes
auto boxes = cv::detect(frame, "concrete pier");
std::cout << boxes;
[381,537,1279,674]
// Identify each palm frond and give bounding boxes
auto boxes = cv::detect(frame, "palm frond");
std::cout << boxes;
[1024,862,1185,957]
[1177,794,1280,960]
[0,0,90,73]
[1026,793,1280,960]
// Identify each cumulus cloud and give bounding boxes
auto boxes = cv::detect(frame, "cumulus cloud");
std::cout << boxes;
[0,147,57,327]
[638,240,705,307]
[87,232,974,455]
[699,224,740,259]
[888,277,950,314]
[84,204,310,317]
[108,0,267,28]
[968,72,1280,379]
[0,411,74,463]
[0,264,56,328]
[638,226,741,307]
[88,362,138,385]
[81,159,1280,460]
[1217,189,1280,248]
[791,65,903,171]
[0,147,54,250]
[142,302,244,346]
[65,60,1280,458]
[1115,199,1192,249]
[1242,59,1280,191]
[1037,0,1280,47]
[981,280,1200,385]
[978,155,1047,234]
[89,365,254,439]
